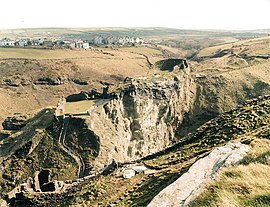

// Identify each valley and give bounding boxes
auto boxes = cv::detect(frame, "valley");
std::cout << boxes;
[0,28,270,207]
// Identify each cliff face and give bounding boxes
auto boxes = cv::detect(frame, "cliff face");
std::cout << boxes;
[84,68,194,169]
[0,68,194,196]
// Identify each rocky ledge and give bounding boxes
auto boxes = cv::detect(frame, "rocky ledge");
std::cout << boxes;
[147,142,249,207]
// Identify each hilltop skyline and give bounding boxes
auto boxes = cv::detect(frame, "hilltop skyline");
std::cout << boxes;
[0,0,270,30]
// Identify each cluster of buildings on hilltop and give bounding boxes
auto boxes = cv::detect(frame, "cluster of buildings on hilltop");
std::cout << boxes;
[91,36,144,45]
[0,36,145,48]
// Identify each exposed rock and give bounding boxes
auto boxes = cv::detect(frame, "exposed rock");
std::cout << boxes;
[20,79,31,86]
[34,76,64,85]
[2,114,30,130]
[123,169,136,178]
[132,165,147,173]
[0,199,8,207]
[85,68,193,170]
[88,89,102,99]
[2,78,21,87]
[66,89,105,102]
[0,130,12,140]
[147,142,249,207]
[211,49,231,58]
[102,86,110,99]
[156,59,189,71]
[72,78,88,85]
[101,159,118,175]
[66,91,89,102]
[2,76,32,87]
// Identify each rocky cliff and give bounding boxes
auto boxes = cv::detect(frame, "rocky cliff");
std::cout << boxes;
[0,68,194,198]
[81,68,194,169]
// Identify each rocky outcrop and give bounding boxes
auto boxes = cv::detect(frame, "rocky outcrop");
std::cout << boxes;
[84,68,193,169]
[72,78,88,85]
[147,142,249,207]
[0,130,12,140]
[66,91,89,102]
[2,114,30,130]
[34,76,64,85]
[156,59,189,71]
[0,199,8,207]
[66,90,103,102]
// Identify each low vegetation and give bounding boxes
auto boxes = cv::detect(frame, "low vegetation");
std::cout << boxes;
[56,96,270,207]
[196,36,270,58]
[1,29,270,206]
[189,139,270,207]
[64,100,95,114]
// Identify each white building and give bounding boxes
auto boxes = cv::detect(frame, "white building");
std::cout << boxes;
[0,38,15,47]
[82,42,90,49]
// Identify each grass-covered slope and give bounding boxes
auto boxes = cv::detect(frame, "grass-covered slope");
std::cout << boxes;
[0,109,79,196]
[178,36,270,137]
[189,138,270,207]
[52,95,270,207]
[2,86,270,207]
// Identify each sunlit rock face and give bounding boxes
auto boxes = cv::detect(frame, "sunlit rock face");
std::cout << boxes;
[84,68,194,169]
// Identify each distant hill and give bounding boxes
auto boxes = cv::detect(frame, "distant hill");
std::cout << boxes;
[0,27,268,40]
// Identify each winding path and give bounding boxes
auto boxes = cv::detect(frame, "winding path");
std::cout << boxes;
[58,117,85,178]
[56,98,110,178]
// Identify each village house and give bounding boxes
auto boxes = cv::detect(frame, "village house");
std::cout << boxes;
[135,37,144,44]
[69,42,76,48]
[73,40,89,49]
[75,40,83,48]
[82,42,90,49]
[14,39,27,47]
[43,40,53,47]
[0,38,15,47]
[0,35,144,48]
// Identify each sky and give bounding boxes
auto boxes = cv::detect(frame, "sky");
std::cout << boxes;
[0,0,270,30]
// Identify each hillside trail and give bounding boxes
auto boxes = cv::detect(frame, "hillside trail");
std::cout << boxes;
[56,98,110,178]
[58,117,85,178]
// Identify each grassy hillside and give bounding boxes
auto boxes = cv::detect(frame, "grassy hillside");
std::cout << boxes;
[1,33,270,206]
[0,109,79,195]
[0,47,159,129]
[189,139,270,207]
[197,36,270,58]
[177,35,270,137]
[14,95,269,207]
[0,27,267,39]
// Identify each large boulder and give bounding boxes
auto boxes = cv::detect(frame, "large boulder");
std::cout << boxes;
[147,142,249,207]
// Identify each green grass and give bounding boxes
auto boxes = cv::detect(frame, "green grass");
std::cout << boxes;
[189,138,270,207]
[64,100,95,114]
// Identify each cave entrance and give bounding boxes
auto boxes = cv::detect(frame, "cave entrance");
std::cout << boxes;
[41,182,56,192]
[38,170,50,188]
[38,169,56,192]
